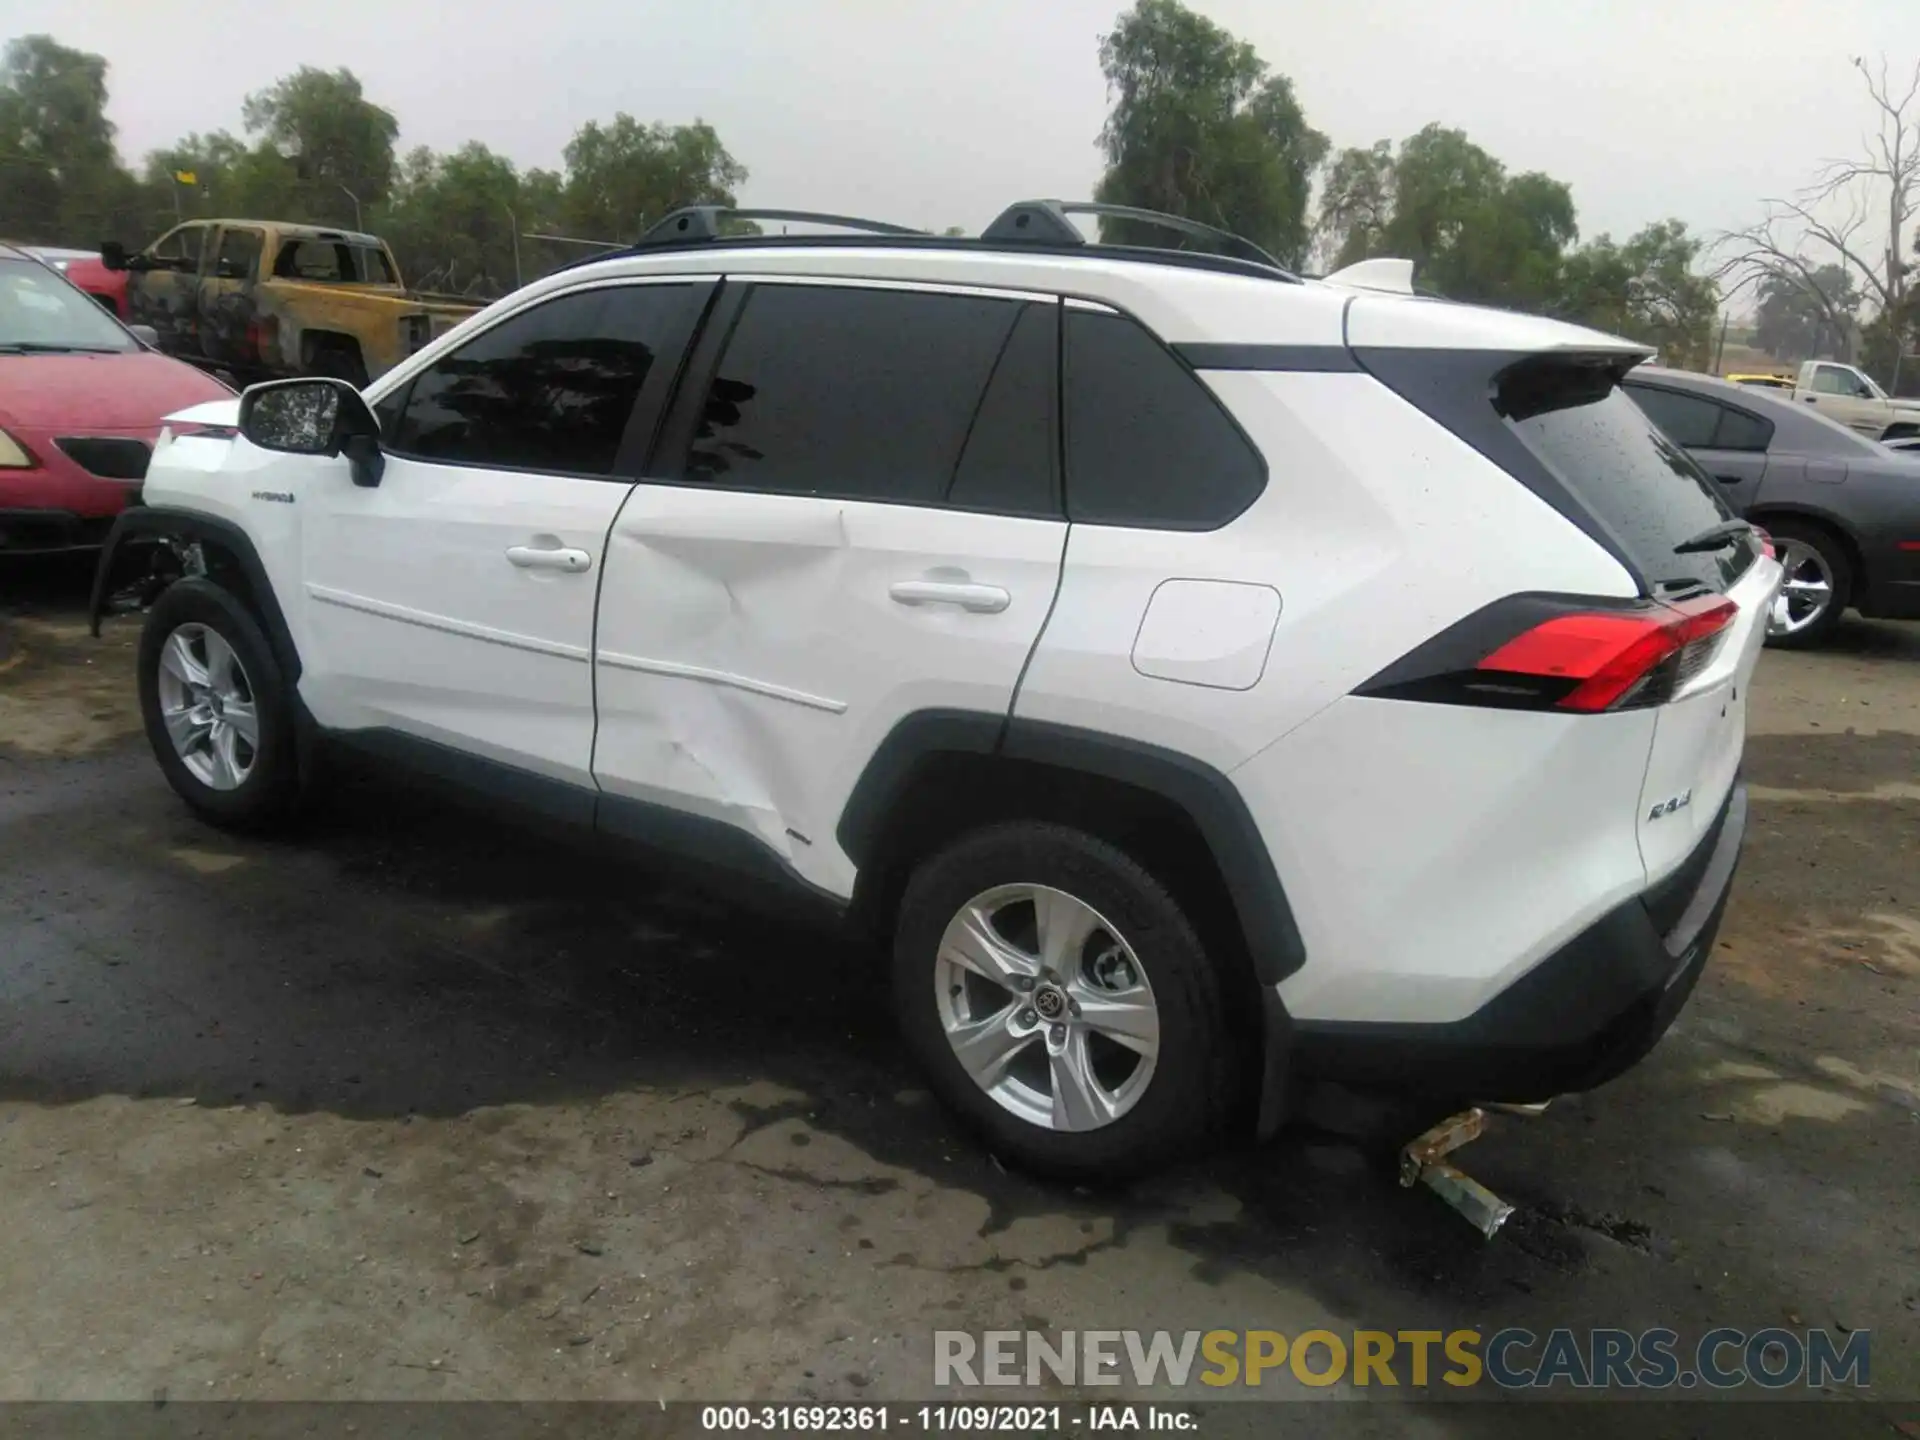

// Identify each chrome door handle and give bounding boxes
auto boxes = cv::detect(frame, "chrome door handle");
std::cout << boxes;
[888,580,1011,614]
[506,545,592,573]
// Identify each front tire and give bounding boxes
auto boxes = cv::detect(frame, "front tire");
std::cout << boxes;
[138,579,301,831]
[892,823,1237,1182]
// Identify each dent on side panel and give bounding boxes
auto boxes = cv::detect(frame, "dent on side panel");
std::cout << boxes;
[592,503,855,872]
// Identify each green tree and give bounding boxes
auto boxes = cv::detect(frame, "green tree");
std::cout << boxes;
[1330,125,1576,309]
[1312,126,1579,307]
[1750,264,1859,362]
[381,141,530,296]
[239,66,399,228]
[0,34,129,243]
[559,114,745,243]
[1558,220,1719,367]
[1093,0,1327,268]
[1312,140,1393,270]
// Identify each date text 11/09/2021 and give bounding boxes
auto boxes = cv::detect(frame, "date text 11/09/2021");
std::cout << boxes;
[701,1407,1189,1432]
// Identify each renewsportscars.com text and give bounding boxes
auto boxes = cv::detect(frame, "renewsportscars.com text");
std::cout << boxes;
[934,1326,1871,1391]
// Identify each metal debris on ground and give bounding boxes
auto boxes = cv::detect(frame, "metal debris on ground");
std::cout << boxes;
[1398,1107,1516,1239]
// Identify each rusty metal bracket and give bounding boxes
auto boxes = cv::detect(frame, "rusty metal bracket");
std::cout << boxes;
[1399,1107,1516,1239]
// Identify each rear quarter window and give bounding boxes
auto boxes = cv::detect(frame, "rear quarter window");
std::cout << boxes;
[1064,309,1266,529]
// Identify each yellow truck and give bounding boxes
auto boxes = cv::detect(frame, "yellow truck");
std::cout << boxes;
[101,219,479,386]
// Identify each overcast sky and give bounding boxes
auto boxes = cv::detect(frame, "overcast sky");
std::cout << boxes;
[6,0,1914,246]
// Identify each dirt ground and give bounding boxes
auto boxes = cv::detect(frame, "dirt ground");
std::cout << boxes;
[1,557,1916,1431]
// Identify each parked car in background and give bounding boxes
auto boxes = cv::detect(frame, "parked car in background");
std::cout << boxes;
[1786,359,1920,441]
[1725,372,1795,392]
[1624,366,1920,647]
[32,247,132,318]
[0,241,232,554]
[101,219,478,386]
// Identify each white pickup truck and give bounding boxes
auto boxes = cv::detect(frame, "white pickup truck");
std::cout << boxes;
[1790,359,1920,441]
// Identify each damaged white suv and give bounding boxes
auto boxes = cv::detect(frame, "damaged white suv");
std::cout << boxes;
[94,202,1778,1180]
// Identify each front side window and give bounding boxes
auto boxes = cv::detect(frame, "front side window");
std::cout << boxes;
[682,283,1046,510]
[1812,365,1856,396]
[150,225,205,271]
[1063,309,1266,529]
[393,283,699,476]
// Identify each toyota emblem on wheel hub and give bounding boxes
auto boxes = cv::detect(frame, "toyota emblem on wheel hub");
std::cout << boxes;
[1033,986,1066,1020]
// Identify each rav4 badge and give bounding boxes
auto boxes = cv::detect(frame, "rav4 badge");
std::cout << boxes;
[1648,789,1693,821]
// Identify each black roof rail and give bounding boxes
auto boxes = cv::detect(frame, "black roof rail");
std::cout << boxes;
[542,202,1300,286]
[982,200,1290,273]
[641,206,928,244]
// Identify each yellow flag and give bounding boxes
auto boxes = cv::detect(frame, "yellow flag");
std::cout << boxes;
[173,169,197,186]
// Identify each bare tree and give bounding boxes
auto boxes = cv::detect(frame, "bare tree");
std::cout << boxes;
[1717,56,1920,359]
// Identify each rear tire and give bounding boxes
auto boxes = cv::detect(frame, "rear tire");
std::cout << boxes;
[1762,520,1851,650]
[137,579,301,832]
[892,822,1237,1182]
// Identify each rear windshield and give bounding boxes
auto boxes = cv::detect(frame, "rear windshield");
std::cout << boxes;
[1499,362,1755,593]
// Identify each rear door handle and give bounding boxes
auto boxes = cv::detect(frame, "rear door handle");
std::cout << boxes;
[888,580,1011,614]
[506,545,592,573]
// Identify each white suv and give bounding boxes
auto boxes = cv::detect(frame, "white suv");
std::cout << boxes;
[93,202,1779,1180]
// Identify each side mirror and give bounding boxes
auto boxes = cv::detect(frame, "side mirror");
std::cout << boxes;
[238,378,386,488]
[100,241,129,272]
[127,323,160,348]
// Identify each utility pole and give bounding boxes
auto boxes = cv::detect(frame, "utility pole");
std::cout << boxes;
[506,206,522,288]
[339,186,362,230]
[1712,311,1730,375]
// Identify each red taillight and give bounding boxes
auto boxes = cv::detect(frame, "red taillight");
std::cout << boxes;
[1754,527,1776,560]
[1477,595,1739,713]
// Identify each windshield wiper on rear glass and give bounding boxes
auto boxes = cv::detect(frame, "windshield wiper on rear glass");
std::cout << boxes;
[1672,519,1755,554]
[0,342,125,355]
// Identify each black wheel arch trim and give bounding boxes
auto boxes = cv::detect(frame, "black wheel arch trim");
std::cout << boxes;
[836,709,1308,989]
[89,506,304,686]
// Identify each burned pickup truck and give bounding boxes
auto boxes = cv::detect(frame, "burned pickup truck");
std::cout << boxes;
[101,220,477,386]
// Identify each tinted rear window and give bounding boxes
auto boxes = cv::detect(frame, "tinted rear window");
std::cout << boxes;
[684,284,1028,506]
[1501,363,1753,592]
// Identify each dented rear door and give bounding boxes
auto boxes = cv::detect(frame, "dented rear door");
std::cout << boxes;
[591,279,1065,899]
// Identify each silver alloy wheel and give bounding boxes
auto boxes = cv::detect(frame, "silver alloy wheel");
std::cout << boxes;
[934,883,1160,1132]
[1767,538,1835,638]
[155,623,259,791]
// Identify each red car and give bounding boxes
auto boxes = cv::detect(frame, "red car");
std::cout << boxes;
[27,246,130,319]
[2,241,231,554]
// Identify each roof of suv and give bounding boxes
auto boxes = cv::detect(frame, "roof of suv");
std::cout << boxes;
[512,199,1650,361]
[488,238,1646,362]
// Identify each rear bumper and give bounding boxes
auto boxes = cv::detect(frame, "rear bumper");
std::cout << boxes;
[1291,781,1746,1103]
[1857,577,1920,621]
